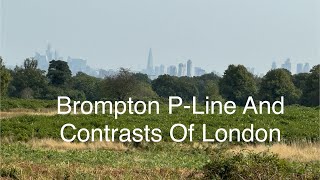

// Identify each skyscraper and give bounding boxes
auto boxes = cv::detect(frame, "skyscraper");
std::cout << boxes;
[194,67,205,76]
[281,58,291,72]
[178,63,186,77]
[187,59,192,77]
[155,66,160,77]
[303,63,310,73]
[146,48,154,75]
[67,56,87,75]
[271,61,277,70]
[296,63,303,74]
[34,52,48,71]
[167,65,177,76]
[46,43,53,61]
[159,64,165,75]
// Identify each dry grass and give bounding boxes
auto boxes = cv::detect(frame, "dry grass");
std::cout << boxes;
[0,163,201,179]
[26,138,128,151]
[230,142,320,162]
[24,139,320,162]
[0,108,56,119]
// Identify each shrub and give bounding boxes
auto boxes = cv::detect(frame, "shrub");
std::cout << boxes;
[203,149,320,179]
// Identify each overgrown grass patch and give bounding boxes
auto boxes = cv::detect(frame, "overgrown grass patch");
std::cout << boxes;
[0,98,56,111]
[1,106,319,142]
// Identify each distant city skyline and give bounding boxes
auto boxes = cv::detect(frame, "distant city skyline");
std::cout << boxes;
[1,0,319,74]
[24,43,315,79]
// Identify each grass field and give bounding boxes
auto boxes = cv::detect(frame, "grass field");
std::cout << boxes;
[1,104,319,179]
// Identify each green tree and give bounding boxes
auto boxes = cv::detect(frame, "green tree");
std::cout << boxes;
[133,73,151,84]
[70,72,102,100]
[301,65,319,106]
[9,58,47,99]
[152,75,198,101]
[152,75,177,98]
[102,68,140,100]
[0,57,12,97]
[43,86,85,101]
[259,69,301,104]
[293,73,309,91]
[194,73,222,102]
[47,60,72,86]
[219,65,257,105]
[203,80,224,101]
[293,73,309,104]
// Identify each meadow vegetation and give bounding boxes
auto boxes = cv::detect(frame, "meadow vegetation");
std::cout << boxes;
[0,58,319,179]
[1,105,319,179]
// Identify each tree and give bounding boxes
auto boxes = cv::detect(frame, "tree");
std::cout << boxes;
[102,68,139,100]
[293,73,309,96]
[47,60,72,86]
[259,69,301,104]
[194,73,222,102]
[219,65,257,105]
[152,75,198,101]
[70,72,102,101]
[9,58,47,99]
[301,65,319,106]
[0,57,12,97]
[202,80,224,102]
[133,73,151,84]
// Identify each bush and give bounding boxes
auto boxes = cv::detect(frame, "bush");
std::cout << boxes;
[203,150,320,179]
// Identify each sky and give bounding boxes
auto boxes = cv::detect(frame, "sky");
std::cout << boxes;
[1,0,319,74]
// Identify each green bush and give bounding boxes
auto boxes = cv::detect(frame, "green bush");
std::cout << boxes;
[203,150,320,179]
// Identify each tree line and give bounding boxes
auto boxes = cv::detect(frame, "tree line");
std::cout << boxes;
[0,57,319,106]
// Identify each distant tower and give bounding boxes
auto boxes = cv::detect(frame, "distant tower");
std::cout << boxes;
[271,61,277,70]
[296,63,303,74]
[194,67,206,76]
[46,43,53,61]
[281,58,291,73]
[160,64,165,75]
[178,63,186,77]
[303,63,310,73]
[155,66,160,77]
[187,59,192,77]
[167,65,177,76]
[54,50,59,60]
[147,48,154,75]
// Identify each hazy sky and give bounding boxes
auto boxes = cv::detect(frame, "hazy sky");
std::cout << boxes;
[1,0,319,74]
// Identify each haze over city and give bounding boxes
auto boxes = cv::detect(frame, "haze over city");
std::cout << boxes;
[1,0,319,74]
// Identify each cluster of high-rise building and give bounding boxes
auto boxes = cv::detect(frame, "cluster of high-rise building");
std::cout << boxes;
[34,44,62,71]
[34,44,101,77]
[33,45,313,79]
[271,58,310,74]
[143,48,205,79]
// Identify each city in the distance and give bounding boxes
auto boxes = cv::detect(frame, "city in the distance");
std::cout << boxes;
[6,43,312,79]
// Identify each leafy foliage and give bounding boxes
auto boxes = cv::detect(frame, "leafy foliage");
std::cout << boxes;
[203,150,320,179]
[0,57,12,97]
[9,58,48,99]
[300,65,320,106]
[259,69,301,104]
[47,60,72,86]
[102,68,156,101]
[69,72,102,101]
[219,65,257,105]
[152,75,199,101]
